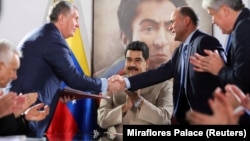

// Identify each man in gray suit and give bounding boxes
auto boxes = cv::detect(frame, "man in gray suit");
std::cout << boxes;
[97,41,173,136]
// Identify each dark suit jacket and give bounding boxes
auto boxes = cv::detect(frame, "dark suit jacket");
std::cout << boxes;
[9,23,102,137]
[219,8,250,93]
[128,30,225,124]
[219,8,250,124]
[0,114,28,136]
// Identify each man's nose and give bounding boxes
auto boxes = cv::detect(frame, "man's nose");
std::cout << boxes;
[153,28,168,48]
[130,61,137,66]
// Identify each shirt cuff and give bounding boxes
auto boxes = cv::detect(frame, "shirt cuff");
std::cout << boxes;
[234,106,245,114]
[124,77,131,89]
[100,78,107,95]
[244,108,250,116]
[134,96,143,108]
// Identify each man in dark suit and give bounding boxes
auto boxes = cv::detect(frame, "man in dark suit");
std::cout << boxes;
[190,0,250,98]
[110,6,226,124]
[9,1,118,138]
[187,0,250,124]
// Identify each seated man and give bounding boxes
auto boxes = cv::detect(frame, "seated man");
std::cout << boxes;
[0,39,49,136]
[97,41,173,135]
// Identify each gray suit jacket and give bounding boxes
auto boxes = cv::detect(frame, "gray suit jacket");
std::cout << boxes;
[97,79,173,133]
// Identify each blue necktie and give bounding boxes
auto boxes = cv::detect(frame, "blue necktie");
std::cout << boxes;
[226,34,232,54]
[173,44,188,116]
[180,44,188,88]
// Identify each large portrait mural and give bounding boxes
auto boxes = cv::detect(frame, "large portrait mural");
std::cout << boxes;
[93,0,212,78]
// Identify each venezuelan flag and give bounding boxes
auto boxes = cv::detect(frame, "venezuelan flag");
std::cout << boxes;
[46,0,99,140]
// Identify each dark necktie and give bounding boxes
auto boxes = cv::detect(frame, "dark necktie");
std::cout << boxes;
[224,34,232,64]
[180,44,188,88]
[173,44,188,117]
[226,34,232,55]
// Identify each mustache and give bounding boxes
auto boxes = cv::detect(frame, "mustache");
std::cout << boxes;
[127,66,139,71]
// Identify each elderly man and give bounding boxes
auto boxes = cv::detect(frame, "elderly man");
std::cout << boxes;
[0,39,49,136]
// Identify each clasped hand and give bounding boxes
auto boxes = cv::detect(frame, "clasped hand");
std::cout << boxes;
[107,75,126,93]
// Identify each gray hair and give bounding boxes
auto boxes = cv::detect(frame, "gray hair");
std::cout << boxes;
[0,39,22,65]
[48,0,77,23]
[202,0,245,11]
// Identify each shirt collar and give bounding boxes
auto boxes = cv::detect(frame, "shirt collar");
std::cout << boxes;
[183,29,198,46]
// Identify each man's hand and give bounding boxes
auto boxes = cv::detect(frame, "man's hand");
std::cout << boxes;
[227,84,250,111]
[59,95,75,103]
[13,92,38,117]
[121,90,141,115]
[108,75,126,93]
[224,84,242,109]
[124,90,140,103]
[0,92,25,118]
[186,87,244,125]
[24,103,49,121]
[122,95,133,115]
[190,49,225,75]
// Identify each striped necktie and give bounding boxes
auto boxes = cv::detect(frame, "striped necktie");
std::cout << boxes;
[180,44,188,87]
[173,44,189,117]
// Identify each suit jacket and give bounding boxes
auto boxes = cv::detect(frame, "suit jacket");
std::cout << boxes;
[128,30,225,124]
[96,57,125,78]
[97,79,173,133]
[219,8,250,124]
[9,23,102,137]
[219,8,250,93]
[0,114,28,136]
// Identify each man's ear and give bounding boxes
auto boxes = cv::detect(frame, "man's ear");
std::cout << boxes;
[184,16,191,26]
[120,31,130,46]
[58,14,64,25]
[220,4,230,17]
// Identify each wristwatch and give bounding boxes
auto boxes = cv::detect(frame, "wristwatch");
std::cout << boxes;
[134,96,143,108]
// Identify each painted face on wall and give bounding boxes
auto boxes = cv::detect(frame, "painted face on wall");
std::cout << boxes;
[130,0,180,70]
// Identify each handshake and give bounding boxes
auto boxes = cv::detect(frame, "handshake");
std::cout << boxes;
[107,75,126,93]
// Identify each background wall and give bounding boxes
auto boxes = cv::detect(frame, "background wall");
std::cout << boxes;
[93,0,212,77]
[0,0,93,67]
[0,0,249,72]
[0,0,50,45]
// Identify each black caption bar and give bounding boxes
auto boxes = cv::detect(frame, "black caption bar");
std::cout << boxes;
[123,125,250,140]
